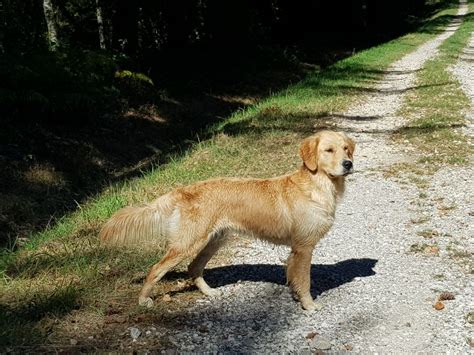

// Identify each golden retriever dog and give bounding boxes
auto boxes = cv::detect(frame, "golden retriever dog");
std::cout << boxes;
[100,130,355,310]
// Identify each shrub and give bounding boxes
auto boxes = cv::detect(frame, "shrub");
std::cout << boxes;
[0,49,121,121]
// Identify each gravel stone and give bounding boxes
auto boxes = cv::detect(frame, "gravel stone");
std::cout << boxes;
[129,327,141,340]
[310,336,332,350]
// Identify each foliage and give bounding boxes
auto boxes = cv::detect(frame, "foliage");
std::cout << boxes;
[114,70,160,105]
[0,50,163,120]
[0,50,121,119]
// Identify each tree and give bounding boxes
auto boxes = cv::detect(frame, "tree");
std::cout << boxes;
[96,0,106,49]
[43,0,59,49]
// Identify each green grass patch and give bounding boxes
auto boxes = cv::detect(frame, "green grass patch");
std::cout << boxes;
[0,1,465,350]
[395,6,474,169]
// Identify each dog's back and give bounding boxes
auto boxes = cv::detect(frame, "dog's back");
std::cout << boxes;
[100,176,295,248]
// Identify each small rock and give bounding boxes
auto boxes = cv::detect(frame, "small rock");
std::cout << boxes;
[311,336,332,350]
[70,339,78,346]
[438,292,455,301]
[466,312,474,324]
[252,324,261,331]
[433,301,445,310]
[176,280,187,288]
[130,327,141,340]
[425,246,440,255]
[198,324,209,333]
[468,337,474,348]
[344,343,354,351]
[162,294,172,302]
[305,331,318,340]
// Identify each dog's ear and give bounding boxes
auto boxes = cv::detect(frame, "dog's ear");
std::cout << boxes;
[299,135,319,172]
[345,135,356,159]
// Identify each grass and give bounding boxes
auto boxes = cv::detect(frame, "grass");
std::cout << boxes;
[410,216,431,224]
[0,1,465,351]
[394,7,474,174]
[446,241,474,272]
[417,228,440,238]
[390,3,473,265]
[409,242,440,254]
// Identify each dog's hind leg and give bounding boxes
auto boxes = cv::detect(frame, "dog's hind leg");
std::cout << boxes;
[188,231,227,297]
[138,247,187,308]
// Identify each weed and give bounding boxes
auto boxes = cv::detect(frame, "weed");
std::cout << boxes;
[410,216,430,224]
[437,203,458,215]
[409,242,439,254]
[417,229,439,238]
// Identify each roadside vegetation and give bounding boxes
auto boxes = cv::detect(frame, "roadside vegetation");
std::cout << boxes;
[0,1,465,351]
[393,7,473,176]
[389,3,473,274]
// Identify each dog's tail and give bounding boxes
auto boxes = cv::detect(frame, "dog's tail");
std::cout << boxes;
[99,195,174,247]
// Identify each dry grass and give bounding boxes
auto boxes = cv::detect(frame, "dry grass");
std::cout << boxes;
[417,229,440,238]
[410,216,430,225]
[409,242,440,255]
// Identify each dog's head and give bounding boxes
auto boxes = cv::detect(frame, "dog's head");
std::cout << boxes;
[299,130,355,177]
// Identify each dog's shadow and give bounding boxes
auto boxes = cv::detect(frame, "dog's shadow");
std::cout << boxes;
[166,258,377,297]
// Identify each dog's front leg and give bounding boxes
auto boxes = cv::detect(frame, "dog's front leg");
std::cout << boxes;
[286,246,321,311]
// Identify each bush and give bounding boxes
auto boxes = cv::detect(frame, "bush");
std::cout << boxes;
[114,69,161,106]
[0,49,121,121]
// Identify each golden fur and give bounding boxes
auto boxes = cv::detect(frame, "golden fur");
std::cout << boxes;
[100,130,355,310]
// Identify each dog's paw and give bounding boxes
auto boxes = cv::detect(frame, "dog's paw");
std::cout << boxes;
[301,299,323,311]
[203,288,220,297]
[138,296,154,308]
[195,277,220,297]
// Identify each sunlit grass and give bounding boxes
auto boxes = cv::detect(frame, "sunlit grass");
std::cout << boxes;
[396,9,473,169]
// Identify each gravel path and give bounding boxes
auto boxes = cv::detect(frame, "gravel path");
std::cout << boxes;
[131,2,473,352]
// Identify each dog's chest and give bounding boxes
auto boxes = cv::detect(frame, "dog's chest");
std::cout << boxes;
[295,195,336,238]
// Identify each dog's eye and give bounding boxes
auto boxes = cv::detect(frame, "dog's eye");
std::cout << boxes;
[344,146,349,151]
[325,148,334,153]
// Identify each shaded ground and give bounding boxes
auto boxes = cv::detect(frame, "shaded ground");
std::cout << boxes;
[0,42,359,249]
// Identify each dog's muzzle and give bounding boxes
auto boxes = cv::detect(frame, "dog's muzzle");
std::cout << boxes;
[342,160,354,175]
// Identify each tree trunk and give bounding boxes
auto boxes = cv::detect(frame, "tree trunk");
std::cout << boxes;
[42,0,59,49]
[96,0,106,49]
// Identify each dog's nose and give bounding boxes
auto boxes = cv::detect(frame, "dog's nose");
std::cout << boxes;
[342,160,353,170]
